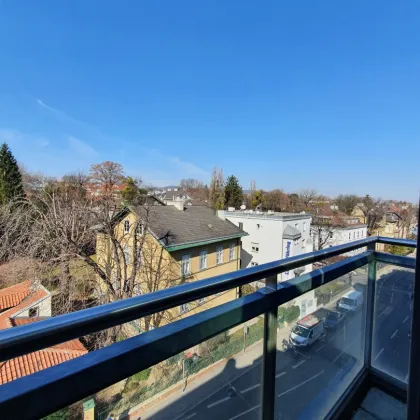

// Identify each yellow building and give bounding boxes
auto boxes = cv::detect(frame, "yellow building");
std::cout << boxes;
[96,201,247,331]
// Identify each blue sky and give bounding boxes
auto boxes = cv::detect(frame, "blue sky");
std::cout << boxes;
[0,1,419,201]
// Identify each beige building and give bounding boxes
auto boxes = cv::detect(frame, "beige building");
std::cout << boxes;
[96,200,247,331]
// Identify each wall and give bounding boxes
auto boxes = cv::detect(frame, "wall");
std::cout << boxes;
[13,294,52,318]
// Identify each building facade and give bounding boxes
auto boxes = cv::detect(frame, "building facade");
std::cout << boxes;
[218,210,315,317]
[96,202,247,330]
[312,216,367,256]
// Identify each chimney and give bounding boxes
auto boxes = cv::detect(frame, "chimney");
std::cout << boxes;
[173,200,186,211]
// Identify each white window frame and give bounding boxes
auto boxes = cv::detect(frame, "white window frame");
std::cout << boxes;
[216,246,224,265]
[29,306,39,318]
[180,303,190,314]
[124,220,130,233]
[136,223,144,236]
[229,243,235,261]
[303,222,307,232]
[199,250,207,271]
[295,223,299,230]
[302,238,306,249]
[251,243,259,253]
[181,254,191,276]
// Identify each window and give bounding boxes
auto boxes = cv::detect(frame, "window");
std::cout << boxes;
[29,307,39,318]
[180,303,190,314]
[357,231,360,238]
[197,297,206,305]
[229,243,235,261]
[349,233,351,240]
[353,231,355,239]
[199,250,207,270]
[216,246,223,264]
[251,243,259,253]
[124,220,130,233]
[302,238,306,248]
[251,261,259,267]
[295,223,299,230]
[303,222,307,232]
[238,222,243,230]
[257,223,261,229]
[136,223,144,236]
[123,245,131,264]
[181,254,191,276]
[294,239,299,246]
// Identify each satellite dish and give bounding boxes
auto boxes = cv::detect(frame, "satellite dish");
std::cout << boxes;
[240,205,246,210]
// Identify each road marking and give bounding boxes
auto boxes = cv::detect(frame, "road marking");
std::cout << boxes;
[278,370,325,397]
[240,383,260,394]
[183,413,196,420]
[276,371,287,378]
[403,316,409,324]
[292,359,306,369]
[229,405,260,420]
[332,351,344,364]
[391,329,398,340]
[328,335,336,342]
[374,348,384,361]
[316,344,325,352]
[207,396,231,408]
[377,307,387,319]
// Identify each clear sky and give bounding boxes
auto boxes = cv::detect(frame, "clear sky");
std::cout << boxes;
[0,1,419,201]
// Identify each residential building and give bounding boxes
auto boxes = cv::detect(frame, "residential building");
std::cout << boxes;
[218,210,315,317]
[96,201,247,329]
[0,280,87,384]
[312,213,367,256]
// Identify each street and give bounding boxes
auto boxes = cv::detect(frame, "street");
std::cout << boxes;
[138,267,413,420]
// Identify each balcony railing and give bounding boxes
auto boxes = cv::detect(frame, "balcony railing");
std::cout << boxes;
[0,236,417,419]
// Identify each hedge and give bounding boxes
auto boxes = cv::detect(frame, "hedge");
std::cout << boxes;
[278,305,300,324]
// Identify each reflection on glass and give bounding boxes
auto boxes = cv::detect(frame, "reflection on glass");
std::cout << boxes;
[275,267,367,419]
[372,265,414,383]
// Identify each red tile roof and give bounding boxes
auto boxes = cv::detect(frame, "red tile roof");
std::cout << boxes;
[0,282,88,384]
[0,280,32,310]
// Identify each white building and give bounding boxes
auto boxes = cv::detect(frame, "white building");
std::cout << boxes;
[311,216,367,256]
[218,210,316,317]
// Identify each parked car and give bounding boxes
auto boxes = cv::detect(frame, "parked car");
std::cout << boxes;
[324,310,346,330]
[337,290,363,314]
[289,314,326,348]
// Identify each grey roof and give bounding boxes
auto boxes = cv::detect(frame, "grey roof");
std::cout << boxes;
[144,206,246,247]
[283,225,302,240]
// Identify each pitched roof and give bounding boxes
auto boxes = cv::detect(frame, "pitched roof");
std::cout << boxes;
[0,281,87,384]
[0,280,32,310]
[283,225,302,240]
[145,205,246,247]
[0,347,87,385]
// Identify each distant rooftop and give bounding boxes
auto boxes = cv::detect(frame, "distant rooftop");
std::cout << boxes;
[218,209,311,220]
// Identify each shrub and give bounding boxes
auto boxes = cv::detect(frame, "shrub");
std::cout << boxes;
[131,367,151,382]
[283,305,300,323]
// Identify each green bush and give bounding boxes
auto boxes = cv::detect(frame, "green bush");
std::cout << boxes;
[131,367,151,382]
[278,305,300,324]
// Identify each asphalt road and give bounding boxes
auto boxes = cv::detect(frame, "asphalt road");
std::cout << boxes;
[143,268,412,420]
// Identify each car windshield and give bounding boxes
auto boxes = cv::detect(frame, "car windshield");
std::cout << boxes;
[292,325,310,337]
[341,298,355,306]
[327,312,339,321]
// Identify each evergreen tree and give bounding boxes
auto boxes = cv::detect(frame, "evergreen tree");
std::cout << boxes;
[121,176,147,205]
[224,175,243,209]
[0,143,24,204]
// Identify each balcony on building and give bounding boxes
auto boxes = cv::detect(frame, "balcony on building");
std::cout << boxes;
[0,236,418,420]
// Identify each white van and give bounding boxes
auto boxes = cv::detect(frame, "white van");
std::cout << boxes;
[337,290,363,314]
[289,314,325,348]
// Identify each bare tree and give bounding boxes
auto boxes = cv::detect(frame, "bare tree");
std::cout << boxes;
[297,189,318,210]
[62,171,89,190]
[89,161,125,196]
[334,194,359,215]
[263,189,290,212]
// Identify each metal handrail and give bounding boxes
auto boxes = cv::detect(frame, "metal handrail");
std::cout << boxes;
[0,236,415,420]
[0,236,415,362]
[0,252,373,419]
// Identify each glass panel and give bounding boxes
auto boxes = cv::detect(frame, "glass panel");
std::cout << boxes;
[275,267,368,419]
[372,264,414,383]
[43,315,264,420]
